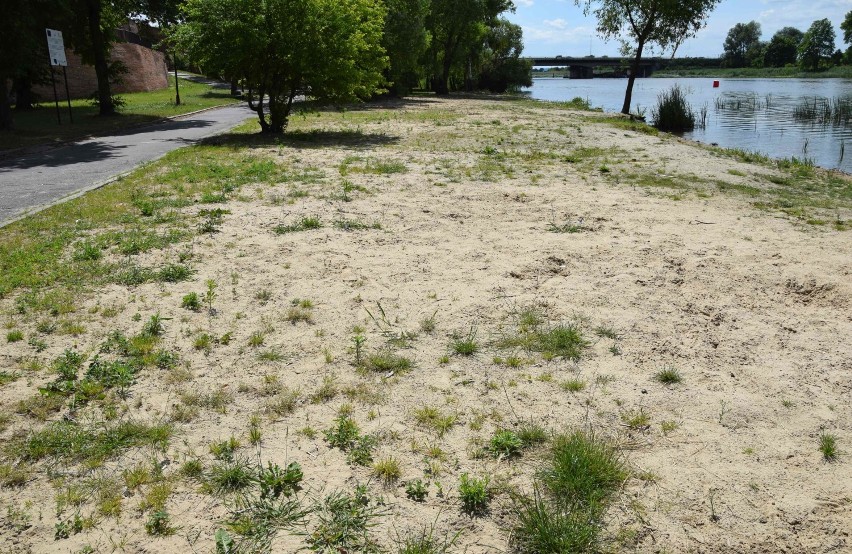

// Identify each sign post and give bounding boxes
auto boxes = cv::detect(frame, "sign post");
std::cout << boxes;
[45,29,71,124]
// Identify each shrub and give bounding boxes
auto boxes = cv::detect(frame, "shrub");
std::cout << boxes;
[651,85,695,132]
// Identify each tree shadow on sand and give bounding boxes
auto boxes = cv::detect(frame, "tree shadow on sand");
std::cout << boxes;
[203,128,400,151]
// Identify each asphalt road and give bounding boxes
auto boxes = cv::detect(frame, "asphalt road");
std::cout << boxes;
[0,103,254,226]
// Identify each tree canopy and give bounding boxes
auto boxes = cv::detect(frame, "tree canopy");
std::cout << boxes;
[576,0,721,115]
[798,18,836,71]
[764,27,803,68]
[722,21,763,68]
[173,0,388,133]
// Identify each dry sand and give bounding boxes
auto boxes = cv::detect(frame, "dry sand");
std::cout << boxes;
[1,96,850,553]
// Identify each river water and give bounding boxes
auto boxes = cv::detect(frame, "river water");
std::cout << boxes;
[523,77,852,172]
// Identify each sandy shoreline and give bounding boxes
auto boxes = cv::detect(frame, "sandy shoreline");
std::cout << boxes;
[1,96,850,553]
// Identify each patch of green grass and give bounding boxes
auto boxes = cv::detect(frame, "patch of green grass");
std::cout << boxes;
[622,409,651,430]
[307,486,384,553]
[333,218,382,231]
[502,319,589,362]
[819,433,838,461]
[18,421,172,465]
[561,379,586,393]
[451,328,478,356]
[6,330,23,343]
[373,457,402,484]
[273,216,322,234]
[414,407,457,438]
[459,474,490,515]
[488,430,523,458]
[405,479,429,502]
[511,430,628,553]
[207,457,256,495]
[361,350,413,374]
[654,366,683,384]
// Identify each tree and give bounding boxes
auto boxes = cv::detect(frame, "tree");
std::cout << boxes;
[722,21,762,68]
[425,0,515,95]
[173,0,388,133]
[798,18,835,71]
[382,0,430,96]
[841,10,852,45]
[576,0,721,115]
[477,18,532,93]
[764,27,803,67]
[0,0,65,129]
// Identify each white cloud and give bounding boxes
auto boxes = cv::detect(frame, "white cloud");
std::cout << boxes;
[515,0,534,6]
[543,18,568,29]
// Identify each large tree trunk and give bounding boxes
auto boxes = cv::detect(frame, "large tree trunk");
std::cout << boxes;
[621,42,645,115]
[86,0,115,116]
[0,80,13,130]
[14,78,36,111]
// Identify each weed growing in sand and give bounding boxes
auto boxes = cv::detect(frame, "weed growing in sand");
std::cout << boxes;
[661,421,679,435]
[334,218,382,231]
[361,350,413,374]
[820,433,838,461]
[594,325,620,340]
[561,379,586,393]
[488,430,523,458]
[373,457,401,485]
[451,328,478,356]
[266,388,301,418]
[144,510,176,536]
[6,330,23,342]
[248,332,265,347]
[518,422,549,448]
[459,474,490,515]
[307,485,384,553]
[309,375,338,404]
[654,367,682,385]
[510,430,628,553]
[181,292,201,311]
[622,409,651,430]
[287,298,314,324]
[414,407,457,438]
[208,457,256,495]
[419,311,438,334]
[405,479,429,502]
[324,416,377,466]
[274,216,322,234]
[501,311,589,362]
[395,524,458,554]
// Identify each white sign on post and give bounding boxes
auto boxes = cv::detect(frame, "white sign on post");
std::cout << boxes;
[46,29,67,67]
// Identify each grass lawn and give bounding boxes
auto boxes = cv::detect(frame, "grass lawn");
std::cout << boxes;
[0,75,240,152]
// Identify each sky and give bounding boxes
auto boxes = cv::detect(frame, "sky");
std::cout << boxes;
[506,0,852,58]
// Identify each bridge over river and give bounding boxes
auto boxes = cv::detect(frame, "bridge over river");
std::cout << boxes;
[524,56,664,79]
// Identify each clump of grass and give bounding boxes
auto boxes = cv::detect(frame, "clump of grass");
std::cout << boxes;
[309,375,338,404]
[414,407,457,438]
[451,328,478,356]
[324,416,377,466]
[19,421,171,464]
[405,479,429,502]
[286,298,314,324]
[561,379,586,393]
[622,409,651,430]
[265,388,301,418]
[307,485,384,553]
[488,430,523,458]
[373,457,402,485]
[6,330,23,343]
[651,84,695,132]
[181,292,201,311]
[501,311,590,362]
[510,430,628,553]
[459,474,490,515]
[819,433,838,461]
[207,457,256,494]
[274,216,322,234]
[396,524,457,554]
[361,350,413,374]
[654,366,682,384]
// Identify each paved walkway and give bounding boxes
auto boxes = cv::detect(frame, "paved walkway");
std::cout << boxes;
[0,102,254,227]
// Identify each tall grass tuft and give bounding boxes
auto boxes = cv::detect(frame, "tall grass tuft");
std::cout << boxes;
[510,430,628,553]
[651,85,695,132]
[793,96,852,126]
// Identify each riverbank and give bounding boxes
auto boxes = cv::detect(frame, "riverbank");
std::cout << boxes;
[0,96,849,553]
[654,65,852,79]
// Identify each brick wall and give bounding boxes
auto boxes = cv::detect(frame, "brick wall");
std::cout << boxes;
[33,43,168,102]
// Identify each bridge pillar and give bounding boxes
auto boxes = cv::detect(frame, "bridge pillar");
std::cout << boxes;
[568,65,594,79]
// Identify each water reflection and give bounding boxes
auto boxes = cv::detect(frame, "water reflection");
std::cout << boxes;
[524,78,852,172]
